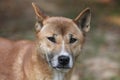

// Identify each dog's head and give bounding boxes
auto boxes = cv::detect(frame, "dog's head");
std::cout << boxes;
[32,3,91,72]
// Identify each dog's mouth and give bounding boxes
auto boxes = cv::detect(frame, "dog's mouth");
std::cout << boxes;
[50,62,72,71]
[52,65,71,72]
[53,65,71,69]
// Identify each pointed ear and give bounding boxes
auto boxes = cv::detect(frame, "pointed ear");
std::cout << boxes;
[32,2,48,21]
[32,2,48,32]
[74,8,91,33]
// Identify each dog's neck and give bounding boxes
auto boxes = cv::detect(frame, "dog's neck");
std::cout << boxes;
[53,70,65,80]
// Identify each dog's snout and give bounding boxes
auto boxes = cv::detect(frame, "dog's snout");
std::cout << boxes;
[58,55,70,66]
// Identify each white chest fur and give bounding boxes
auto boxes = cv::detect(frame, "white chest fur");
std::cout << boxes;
[53,70,65,80]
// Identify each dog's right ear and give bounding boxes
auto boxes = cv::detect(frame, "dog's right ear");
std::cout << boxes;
[32,2,48,32]
[74,8,91,33]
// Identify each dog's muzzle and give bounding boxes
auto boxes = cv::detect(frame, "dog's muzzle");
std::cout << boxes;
[49,54,73,71]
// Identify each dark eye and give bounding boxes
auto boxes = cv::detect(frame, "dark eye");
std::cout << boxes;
[47,37,56,43]
[70,38,77,43]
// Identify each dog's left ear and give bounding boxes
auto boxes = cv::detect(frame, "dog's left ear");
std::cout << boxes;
[74,8,91,33]
[32,2,48,32]
[32,2,48,21]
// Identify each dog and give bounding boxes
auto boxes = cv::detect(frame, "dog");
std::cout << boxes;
[0,2,91,80]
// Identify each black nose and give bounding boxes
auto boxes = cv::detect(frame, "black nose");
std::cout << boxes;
[58,55,70,66]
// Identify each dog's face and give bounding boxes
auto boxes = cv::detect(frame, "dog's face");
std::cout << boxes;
[32,3,91,72]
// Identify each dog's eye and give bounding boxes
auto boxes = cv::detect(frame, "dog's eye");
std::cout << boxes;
[70,38,77,43]
[47,37,56,43]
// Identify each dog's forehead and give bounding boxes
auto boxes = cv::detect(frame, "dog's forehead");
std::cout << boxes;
[43,17,73,24]
[42,17,82,35]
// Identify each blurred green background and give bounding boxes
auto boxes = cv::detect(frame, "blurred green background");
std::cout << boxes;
[0,0,120,80]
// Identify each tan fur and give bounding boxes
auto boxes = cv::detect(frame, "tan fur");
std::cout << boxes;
[0,3,91,80]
